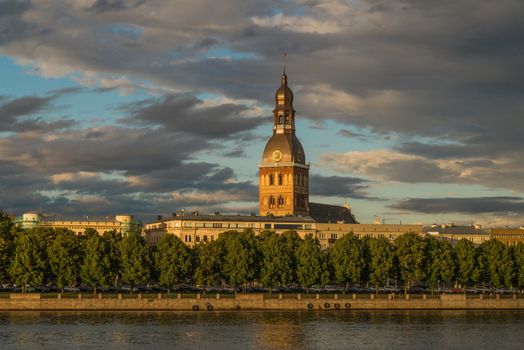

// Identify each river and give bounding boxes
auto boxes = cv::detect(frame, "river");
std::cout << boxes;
[1,310,523,349]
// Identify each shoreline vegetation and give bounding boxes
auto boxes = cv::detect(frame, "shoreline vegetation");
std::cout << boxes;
[1,212,524,298]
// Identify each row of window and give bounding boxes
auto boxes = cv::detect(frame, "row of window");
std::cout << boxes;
[184,234,215,243]
[168,222,256,229]
[263,194,308,209]
[263,173,307,187]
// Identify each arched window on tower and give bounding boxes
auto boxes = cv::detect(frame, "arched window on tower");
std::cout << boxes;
[278,195,284,208]
[278,173,283,185]
[269,196,275,208]
[285,114,289,124]
[278,115,283,125]
[269,174,274,185]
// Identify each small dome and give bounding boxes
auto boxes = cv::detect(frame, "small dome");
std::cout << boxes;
[262,133,306,165]
[274,73,294,111]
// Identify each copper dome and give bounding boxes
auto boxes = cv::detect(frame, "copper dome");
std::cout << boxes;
[261,133,306,165]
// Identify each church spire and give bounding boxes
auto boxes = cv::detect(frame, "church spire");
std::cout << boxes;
[273,57,295,134]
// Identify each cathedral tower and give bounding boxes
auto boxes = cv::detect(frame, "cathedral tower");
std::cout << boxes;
[259,70,309,216]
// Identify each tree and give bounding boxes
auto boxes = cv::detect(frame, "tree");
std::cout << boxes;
[0,212,20,284]
[103,230,123,287]
[367,237,395,293]
[81,234,115,294]
[221,231,259,293]
[329,233,366,290]
[513,243,524,289]
[424,237,456,292]
[194,240,223,292]
[0,235,11,284]
[395,232,427,293]
[259,232,294,292]
[83,227,99,238]
[9,230,47,293]
[155,235,194,292]
[281,230,302,284]
[48,230,83,293]
[119,234,151,293]
[455,239,481,287]
[296,235,328,292]
[479,239,515,289]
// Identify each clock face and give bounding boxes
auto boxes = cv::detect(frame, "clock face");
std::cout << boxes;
[272,150,283,162]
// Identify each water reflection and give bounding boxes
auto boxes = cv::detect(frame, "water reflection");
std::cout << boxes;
[1,310,524,349]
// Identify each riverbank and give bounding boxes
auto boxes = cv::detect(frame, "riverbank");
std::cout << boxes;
[2,293,524,311]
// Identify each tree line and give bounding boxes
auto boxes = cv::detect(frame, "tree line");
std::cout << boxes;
[1,212,523,293]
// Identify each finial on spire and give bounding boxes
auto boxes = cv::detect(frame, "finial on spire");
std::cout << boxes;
[281,52,288,85]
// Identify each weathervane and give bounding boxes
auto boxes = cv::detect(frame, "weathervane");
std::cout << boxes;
[282,52,287,75]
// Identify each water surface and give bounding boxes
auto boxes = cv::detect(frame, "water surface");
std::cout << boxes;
[1,310,523,349]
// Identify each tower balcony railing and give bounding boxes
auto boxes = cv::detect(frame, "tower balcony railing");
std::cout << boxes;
[258,162,310,169]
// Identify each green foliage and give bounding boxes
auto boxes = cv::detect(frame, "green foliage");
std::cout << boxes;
[155,235,194,290]
[119,234,151,290]
[48,230,83,291]
[425,237,456,289]
[81,234,115,292]
[395,232,427,292]
[479,239,515,288]
[259,232,294,289]
[6,221,524,294]
[281,230,302,283]
[329,233,366,287]
[0,212,14,283]
[297,235,328,289]
[194,240,223,289]
[9,230,48,292]
[512,243,524,288]
[367,237,395,290]
[455,239,480,286]
[221,230,260,290]
[83,227,99,238]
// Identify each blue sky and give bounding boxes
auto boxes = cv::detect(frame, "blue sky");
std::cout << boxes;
[1,0,523,226]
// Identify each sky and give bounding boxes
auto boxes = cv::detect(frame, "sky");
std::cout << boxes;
[1,0,523,226]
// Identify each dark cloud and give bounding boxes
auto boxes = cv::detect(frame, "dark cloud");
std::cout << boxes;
[0,95,74,132]
[337,129,370,142]
[391,197,524,215]
[125,94,265,139]
[86,0,145,13]
[309,174,376,200]
[0,0,30,17]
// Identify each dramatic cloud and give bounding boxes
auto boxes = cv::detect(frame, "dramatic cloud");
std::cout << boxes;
[309,174,376,200]
[125,93,265,139]
[0,94,74,132]
[391,197,524,216]
[1,0,523,222]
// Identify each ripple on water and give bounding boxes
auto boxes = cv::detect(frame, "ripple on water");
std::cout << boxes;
[1,310,524,350]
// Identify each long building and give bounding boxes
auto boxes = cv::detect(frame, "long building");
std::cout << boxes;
[143,212,423,249]
[15,212,140,236]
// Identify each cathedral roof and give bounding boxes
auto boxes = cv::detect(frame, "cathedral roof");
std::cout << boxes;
[261,133,306,165]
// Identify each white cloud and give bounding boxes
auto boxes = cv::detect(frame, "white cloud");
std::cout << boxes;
[251,13,342,34]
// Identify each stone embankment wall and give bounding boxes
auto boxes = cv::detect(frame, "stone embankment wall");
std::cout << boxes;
[2,293,524,311]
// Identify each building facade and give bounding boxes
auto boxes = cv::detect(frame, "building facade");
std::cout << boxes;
[259,71,309,216]
[143,213,316,246]
[143,213,422,248]
[490,228,524,245]
[16,212,140,236]
[424,224,490,246]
